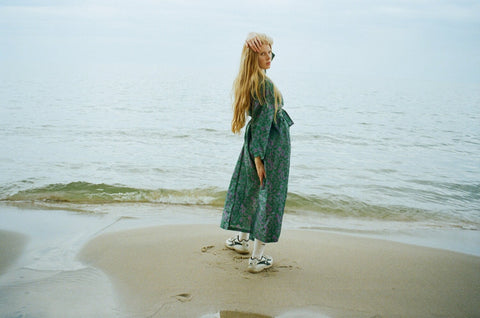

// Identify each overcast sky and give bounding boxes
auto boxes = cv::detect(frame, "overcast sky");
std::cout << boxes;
[1,0,479,82]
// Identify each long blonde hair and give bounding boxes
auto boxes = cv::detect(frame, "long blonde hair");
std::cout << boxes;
[231,33,283,134]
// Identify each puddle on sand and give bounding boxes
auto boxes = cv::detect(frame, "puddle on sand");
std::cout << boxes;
[201,312,272,318]
[201,310,330,318]
[219,311,272,318]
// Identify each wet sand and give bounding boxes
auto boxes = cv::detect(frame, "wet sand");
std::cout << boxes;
[79,224,480,318]
[0,230,28,275]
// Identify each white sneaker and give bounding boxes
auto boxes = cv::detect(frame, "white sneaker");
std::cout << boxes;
[247,255,273,273]
[225,235,249,254]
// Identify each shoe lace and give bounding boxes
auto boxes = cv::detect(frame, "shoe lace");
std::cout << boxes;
[250,256,270,265]
[234,236,248,245]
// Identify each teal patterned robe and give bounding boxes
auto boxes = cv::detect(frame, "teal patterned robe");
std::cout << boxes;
[220,79,293,243]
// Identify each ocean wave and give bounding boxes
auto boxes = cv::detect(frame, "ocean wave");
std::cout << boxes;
[2,182,226,206]
[2,181,477,228]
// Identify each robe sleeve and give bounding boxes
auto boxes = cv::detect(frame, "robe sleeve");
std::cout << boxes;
[250,80,276,160]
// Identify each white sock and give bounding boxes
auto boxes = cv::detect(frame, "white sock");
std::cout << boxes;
[252,239,266,259]
[238,232,249,241]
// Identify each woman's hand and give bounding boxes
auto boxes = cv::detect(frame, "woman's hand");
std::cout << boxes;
[245,32,262,53]
[254,157,266,187]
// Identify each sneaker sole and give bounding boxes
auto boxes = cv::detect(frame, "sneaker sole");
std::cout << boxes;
[247,263,272,273]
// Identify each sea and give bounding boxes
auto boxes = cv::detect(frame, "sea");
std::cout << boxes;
[1,64,479,227]
[0,62,479,317]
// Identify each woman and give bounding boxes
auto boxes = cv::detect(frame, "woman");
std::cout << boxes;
[220,32,293,273]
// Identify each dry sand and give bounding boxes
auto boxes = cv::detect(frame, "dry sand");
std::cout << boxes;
[78,224,480,318]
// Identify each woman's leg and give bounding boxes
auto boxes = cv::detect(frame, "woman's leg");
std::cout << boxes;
[251,239,266,259]
[239,232,249,241]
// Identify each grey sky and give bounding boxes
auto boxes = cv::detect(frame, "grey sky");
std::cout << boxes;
[1,0,479,82]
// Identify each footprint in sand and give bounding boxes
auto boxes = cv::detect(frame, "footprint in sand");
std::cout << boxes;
[233,255,250,260]
[174,293,192,302]
[201,245,215,252]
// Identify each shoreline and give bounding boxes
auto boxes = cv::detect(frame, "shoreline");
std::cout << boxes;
[79,224,480,318]
[2,201,479,257]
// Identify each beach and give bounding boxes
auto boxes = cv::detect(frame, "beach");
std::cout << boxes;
[77,223,480,318]
[0,205,479,317]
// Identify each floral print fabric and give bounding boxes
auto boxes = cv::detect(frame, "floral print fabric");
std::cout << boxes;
[221,79,293,243]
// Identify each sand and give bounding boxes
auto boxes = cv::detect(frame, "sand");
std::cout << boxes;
[0,230,28,275]
[78,224,480,318]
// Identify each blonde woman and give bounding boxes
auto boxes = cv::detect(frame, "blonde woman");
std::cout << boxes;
[220,32,293,273]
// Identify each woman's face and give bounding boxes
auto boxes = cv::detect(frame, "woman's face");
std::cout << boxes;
[258,43,272,70]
